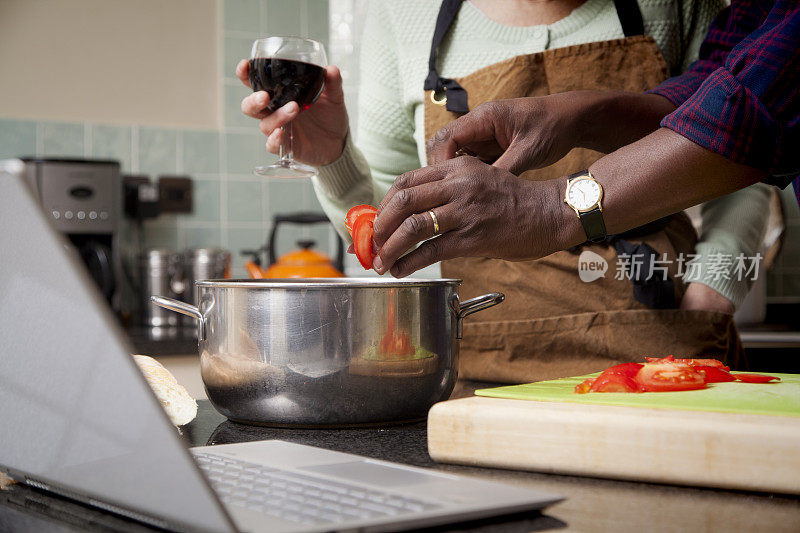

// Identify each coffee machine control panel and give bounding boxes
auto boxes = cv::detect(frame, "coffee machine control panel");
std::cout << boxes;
[29,160,120,234]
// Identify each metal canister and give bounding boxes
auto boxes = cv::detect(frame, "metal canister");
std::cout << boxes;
[138,248,180,327]
[179,247,231,326]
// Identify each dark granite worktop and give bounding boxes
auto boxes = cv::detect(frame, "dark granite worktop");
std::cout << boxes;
[2,384,800,532]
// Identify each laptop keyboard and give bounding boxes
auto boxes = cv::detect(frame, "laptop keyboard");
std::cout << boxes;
[193,452,441,526]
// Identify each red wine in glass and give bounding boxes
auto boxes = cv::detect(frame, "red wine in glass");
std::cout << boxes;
[249,58,325,112]
[249,36,328,178]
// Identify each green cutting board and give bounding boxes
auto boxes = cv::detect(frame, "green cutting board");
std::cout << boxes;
[476,372,800,418]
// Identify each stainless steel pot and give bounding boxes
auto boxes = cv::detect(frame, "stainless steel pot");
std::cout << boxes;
[151,278,503,427]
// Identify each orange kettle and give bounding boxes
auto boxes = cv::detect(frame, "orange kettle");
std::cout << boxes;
[243,212,345,278]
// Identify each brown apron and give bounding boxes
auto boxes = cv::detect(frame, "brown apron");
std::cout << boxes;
[422,0,743,383]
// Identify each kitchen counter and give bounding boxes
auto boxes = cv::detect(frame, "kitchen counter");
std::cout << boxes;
[1,381,799,532]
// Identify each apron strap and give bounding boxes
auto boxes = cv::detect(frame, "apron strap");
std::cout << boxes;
[613,0,645,37]
[424,0,470,113]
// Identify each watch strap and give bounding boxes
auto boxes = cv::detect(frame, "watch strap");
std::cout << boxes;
[567,170,607,243]
[579,206,607,243]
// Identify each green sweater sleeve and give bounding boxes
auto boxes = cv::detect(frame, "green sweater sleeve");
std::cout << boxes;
[312,1,420,242]
[684,184,772,309]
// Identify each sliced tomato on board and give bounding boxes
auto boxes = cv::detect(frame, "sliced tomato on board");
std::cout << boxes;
[695,365,736,383]
[634,362,707,392]
[352,212,376,269]
[733,373,781,383]
[574,378,595,394]
[345,204,377,235]
[645,355,675,363]
[599,363,644,379]
[590,373,641,393]
[645,356,729,370]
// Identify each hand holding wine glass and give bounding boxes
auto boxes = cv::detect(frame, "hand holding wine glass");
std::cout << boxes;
[238,37,348,176]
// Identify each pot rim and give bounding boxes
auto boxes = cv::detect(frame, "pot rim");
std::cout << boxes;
[195,277,462,289]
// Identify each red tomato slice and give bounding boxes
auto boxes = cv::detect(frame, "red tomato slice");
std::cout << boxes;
[345,205,377,235]
[645,355,674,363]
[676,358,728,369]
[590,373,641,393]
[634,362,707,392]
[574,378,595,394]
[352,212,376,269]
[644,356,728,371]
[694,365,736,383]
[733,373,781,383]
[599,363,644,379]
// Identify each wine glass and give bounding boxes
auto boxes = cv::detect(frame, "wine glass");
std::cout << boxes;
[250,36,328,178]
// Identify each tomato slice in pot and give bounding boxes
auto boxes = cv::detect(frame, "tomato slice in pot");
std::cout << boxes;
[590,373,641,393]
[634,362,707,392]
[733,373,781,383]
[345,204,377,235]
[352,212,376,269]
[695,365,736,383]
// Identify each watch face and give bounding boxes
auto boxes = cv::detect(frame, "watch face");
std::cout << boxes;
[567,178,602,211]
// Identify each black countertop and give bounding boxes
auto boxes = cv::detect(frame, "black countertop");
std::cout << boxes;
[2,380,800,532]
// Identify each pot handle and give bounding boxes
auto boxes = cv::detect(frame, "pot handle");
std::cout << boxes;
[455,292,505,339]
[151,295,206,341]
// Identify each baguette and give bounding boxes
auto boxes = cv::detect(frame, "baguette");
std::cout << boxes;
[133,355,198,426]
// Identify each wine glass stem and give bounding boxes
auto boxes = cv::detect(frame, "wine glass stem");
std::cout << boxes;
[279,122,293,164]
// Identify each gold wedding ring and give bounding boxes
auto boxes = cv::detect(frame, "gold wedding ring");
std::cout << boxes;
[429,210,440,236]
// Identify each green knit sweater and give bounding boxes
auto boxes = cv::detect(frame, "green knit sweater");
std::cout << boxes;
[312,0,771,308]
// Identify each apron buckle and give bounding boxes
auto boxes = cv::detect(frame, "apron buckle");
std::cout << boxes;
[430,88,447,106]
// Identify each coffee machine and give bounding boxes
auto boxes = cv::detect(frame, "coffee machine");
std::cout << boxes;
[23,158,122,312]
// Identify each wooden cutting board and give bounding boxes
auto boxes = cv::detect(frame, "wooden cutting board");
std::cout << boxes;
[428,374,800,494]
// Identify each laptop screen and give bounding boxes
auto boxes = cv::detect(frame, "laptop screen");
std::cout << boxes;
[0,159,234,533]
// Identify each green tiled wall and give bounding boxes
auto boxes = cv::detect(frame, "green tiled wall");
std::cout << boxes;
[0,0,334,288]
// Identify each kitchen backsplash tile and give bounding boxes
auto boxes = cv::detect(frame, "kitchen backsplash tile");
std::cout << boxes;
[224,83,255,128]
[227,178,264,223]
[183,178,222,224]
[224,0,261,34]
[226,226,266,275]
[182,130,220,175]
[183,226,223,250]
[138,128,178,176]
[42,122,84,158]
[142,222,180,251]
[265,0,303,36]
[266,179,305,218]
[0,119,36,159]
[225,35,255,80]
[226,131,271,174]
[92,125,132,172]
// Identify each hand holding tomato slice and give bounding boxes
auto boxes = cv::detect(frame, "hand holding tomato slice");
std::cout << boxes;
[345,205,378,270]
[345,204,377,234]
[352,212,376,269]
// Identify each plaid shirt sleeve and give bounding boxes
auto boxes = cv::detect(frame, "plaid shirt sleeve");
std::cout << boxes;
[648,1,800,190]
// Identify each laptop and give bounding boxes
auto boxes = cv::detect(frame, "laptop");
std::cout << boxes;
[0,158,561,532]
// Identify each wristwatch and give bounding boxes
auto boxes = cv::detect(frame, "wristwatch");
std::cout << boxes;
[564,169,607,243]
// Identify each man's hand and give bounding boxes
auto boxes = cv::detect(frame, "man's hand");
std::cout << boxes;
[426,91,676,173]
[237,60,349,167]
[371,157,578,277]
[680,283,735,315]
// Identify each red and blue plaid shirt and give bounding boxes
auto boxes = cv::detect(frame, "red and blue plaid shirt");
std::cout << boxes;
[648,0,800,203]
